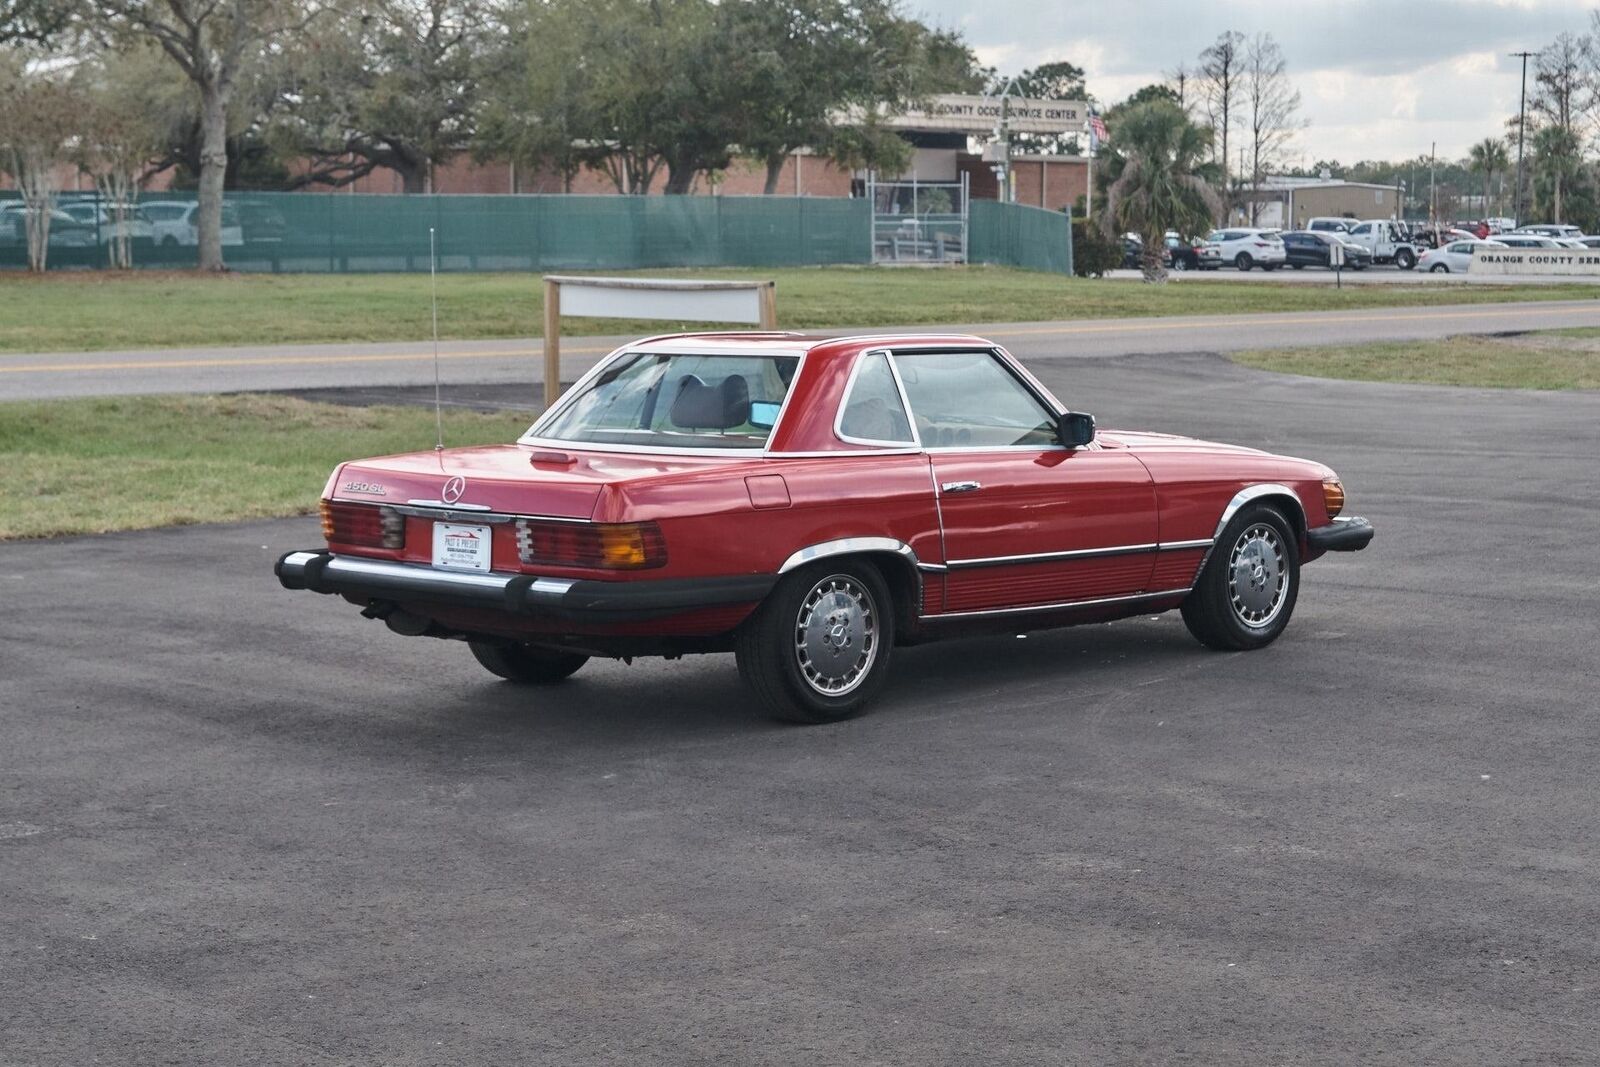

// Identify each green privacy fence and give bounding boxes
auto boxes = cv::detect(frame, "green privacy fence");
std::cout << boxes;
[967,200,1074,275]
[2,190,1071,274]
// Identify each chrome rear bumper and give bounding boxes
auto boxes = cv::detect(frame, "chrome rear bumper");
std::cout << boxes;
[275,551,775,623]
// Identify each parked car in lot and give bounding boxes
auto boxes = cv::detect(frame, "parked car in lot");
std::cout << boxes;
[141,200,244,247]
[1120,234,1144,269]
[1202,228,1286,271]
[58,202,155,246]
[1305,217,1355,234]
[1513,224,1585,240]
[1495,234,1563,249]
[1280,230,1372,270]
[1341,219,1420,269]
[1162,232,1214,271]
[0,204,96,248]
[1419,238,1508,272]
[276,332,1374,723]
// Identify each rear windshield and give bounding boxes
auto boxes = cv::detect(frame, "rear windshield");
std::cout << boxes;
[534,352,799,449]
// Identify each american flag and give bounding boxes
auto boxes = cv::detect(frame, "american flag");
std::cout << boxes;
[1087,110,1108,147]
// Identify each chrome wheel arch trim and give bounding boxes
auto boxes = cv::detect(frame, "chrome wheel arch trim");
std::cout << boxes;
[1211,483,1306,541]
[778,537,923,575]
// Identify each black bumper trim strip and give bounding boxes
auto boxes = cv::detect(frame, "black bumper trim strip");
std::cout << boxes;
[1306,516,1374,553]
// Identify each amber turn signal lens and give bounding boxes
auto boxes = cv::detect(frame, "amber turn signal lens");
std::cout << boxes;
[319,499,336,541]
[1322,478,1345,518]
[515,519,667,569]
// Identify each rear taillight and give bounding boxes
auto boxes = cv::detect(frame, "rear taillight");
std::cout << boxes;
[320,500,404,549]
[515,519,667,570]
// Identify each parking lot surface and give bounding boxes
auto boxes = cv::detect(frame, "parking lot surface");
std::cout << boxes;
[4,354,1599,1064]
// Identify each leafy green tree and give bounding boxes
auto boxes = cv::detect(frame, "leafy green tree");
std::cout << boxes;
[1,0,68,43]
[995,60,1087,154]
[1098,99,1221,283]
[271,0,486,192]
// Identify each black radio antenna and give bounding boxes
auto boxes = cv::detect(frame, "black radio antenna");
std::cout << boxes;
[430,226,444,452]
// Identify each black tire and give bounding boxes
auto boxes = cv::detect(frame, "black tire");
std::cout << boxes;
[1181,504,1300,652]
[1430,263,1449,273]
[735,560,895,724]
[1291,263,1304,269]
[469,640,588,684]
[1261,262,1280,272]
[1396,248,1416,270]
[160,236,178,248]
[1234,252,1253,271]
[1172,257,1189,271]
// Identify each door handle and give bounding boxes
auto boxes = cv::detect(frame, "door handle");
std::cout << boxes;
[941,480,982,494]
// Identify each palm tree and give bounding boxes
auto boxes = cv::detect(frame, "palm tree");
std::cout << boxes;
[1532,125,1583,224]
[1099,100,1222,283]
[1467,137,1509,217]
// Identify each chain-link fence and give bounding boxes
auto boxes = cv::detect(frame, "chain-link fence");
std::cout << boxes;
[968,200,1073,275]
[0,191,872,273]
[0,189,1071,274]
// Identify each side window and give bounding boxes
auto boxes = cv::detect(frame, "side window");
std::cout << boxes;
[893,351,1058,449]
[837,353,913,445]
[1350,223,1372,236]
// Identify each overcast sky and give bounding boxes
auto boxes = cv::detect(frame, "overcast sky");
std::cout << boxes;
[911,0,1596,164]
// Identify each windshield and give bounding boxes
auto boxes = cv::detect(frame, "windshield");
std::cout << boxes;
[534,351,799,449]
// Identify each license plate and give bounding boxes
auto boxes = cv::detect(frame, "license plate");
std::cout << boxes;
[432,523,492,571]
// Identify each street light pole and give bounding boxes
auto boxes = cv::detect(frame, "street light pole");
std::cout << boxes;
[1511,50,1535,224]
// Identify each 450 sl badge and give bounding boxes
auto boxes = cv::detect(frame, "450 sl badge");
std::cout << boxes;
[341,481,387,495]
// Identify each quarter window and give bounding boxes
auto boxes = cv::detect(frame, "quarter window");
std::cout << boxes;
[837,353,913,444]
[893,351,1058,449]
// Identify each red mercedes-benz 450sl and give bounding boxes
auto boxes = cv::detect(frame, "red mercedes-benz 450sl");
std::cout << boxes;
[277,332,1372,723]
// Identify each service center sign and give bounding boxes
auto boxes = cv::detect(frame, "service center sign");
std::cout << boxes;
[1471,248,1600,275]
[882,94,1087,135]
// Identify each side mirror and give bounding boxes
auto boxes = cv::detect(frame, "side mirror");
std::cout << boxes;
[1058,411,1096,448]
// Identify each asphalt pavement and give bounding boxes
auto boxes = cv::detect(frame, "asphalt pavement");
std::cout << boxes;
[4,353,1599,1064]
[7,296,1600,400]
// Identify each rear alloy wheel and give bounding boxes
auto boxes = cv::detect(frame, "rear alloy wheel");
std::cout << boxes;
[1181,504,1300,651]
[1234,252,1254,271]
[1430,263,1449,273]
[469,640,588,684]
[736,561,895,723]
[1172,257,1189,271]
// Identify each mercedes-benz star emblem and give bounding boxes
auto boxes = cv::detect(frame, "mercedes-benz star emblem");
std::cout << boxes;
[442,476,467,504]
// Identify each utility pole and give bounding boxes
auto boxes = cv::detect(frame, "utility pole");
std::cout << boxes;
[1511,50,1535,224]
[1430,142,1438,233]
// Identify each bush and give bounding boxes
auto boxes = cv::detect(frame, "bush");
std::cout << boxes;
[1071,218,1122,277]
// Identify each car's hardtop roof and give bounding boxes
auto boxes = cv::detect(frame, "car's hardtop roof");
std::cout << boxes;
[624,331,996,357]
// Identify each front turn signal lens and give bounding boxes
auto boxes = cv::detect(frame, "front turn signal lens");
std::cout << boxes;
[1322,478,1346,518]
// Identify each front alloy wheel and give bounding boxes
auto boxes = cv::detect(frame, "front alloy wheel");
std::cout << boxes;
[1181,504,1300,651]
[736,561,896,723]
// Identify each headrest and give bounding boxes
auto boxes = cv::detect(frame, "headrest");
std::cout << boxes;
[670,374,751,431]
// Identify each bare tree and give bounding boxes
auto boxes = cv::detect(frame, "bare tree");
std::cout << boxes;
[1196,30,1244,217]
[88,0,323,270]
[1165,62,1191,116]
[0,59,80,271]
[1533,30,1593,140]
[72,50,171,268]
[1242,33,1303,224]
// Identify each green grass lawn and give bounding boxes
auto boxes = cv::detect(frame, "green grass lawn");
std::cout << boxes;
[1234,328,1600,390]
[3,267,1599,354]
[0,394,531,539]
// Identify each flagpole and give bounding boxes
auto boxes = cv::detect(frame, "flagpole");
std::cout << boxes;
[1084,117,1094,220]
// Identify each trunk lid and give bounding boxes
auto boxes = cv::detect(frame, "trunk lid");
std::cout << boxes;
[330,444,750,518]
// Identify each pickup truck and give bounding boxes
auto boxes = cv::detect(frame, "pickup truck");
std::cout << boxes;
[1340,220,1419,269]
